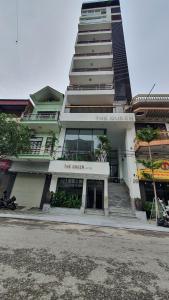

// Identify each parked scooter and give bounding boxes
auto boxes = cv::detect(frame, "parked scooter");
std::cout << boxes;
[157,200,169,227]
[0,191,17,210]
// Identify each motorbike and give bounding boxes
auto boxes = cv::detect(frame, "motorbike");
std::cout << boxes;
[157,199,169,227]
[0,192,17,210]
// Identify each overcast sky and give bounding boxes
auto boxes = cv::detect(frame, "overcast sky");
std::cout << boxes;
[0,0,168,99]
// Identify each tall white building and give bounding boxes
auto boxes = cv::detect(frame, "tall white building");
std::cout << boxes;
[49,0,141,215]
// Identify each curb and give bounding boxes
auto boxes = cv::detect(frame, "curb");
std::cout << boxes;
[0,213,169,233]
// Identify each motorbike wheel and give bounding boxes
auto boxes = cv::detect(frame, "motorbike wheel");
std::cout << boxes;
[157,218,165,226]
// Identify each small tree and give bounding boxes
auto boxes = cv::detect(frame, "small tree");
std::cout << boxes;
[95,135,111,162]
[136,126,161,223]
[0,113,31,159]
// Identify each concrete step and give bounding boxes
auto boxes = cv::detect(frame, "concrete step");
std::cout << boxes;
[85,209,105,216]
[109,212,137,219]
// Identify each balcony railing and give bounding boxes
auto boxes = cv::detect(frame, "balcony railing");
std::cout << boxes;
[77,39,111,44]
[65,105,125,114]
[55,150,110,162]
[19,147,54,158]
[21,112,60,121]
[135,131,169,150]
[79,29,111,33]
[132,95,169,105]
[67,84,114,91]
[74,52,113,57]
[71,67,113,72]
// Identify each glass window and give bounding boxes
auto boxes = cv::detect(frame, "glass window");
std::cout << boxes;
[63,129,106,160]
[64,129,79,152]
[78,129,93,153]
[93,129,105,150]
[30,137,43,154]
[111,7,121,13]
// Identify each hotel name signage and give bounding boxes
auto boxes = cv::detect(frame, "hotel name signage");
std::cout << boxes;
[64,163,92,171]
[96,114,135,122]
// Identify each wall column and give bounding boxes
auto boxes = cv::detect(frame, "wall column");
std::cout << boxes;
[118,148,123,181]
[55,127,66,159]
[104,178,109,216]
[81,178,87,214]
[49,175,58,193]
[125,126,141,209]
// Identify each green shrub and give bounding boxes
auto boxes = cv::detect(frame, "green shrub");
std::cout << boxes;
[143,201,155,219]
[51,191,81,209]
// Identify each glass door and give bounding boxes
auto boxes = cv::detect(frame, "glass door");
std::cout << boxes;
[86,180,104,210]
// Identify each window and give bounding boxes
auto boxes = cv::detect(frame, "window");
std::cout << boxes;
[63,129,106,160]
[57,178,83,199]
[111,7,121,14]
[111,14,121,21]
[30,137,43,154]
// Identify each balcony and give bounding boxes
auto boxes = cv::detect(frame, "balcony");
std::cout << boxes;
[67,84,113,91]
[66,84,115,106]
[21,112,60,132]
[65,105,124,114]
[70,67,113,85]
[72,67,113,72]
[135,131,169,152]
[79,29,111,33]
[79,15,108,24]
[17,147,54,161]
[78,21,112,33]
[132,94,169,119]
[77,39,112,45]
[75,41,112,56]
[74,52,113,57]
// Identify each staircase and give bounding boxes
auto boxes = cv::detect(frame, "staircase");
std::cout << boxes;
[108,182,136,218]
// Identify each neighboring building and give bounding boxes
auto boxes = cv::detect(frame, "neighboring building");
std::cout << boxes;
[49,0,141,215]
[5,86,64,208]
[132,94,169,206]
[0,98,33,198]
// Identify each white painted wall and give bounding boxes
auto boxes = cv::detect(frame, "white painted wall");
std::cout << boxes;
[123,127,141,204]
[12,174,45,208]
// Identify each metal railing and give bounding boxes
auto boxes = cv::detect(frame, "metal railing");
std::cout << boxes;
[54,150,110,162]
[79,29,111,33]
[72,67,113,72]
[65,105,125,114]
[74,52,113,57]
[132,95,169,105]
[67,84,114,91]
[77,39,111,44]
[19,147,54,157]
[21,112,60,121]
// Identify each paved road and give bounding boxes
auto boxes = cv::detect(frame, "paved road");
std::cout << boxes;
[0,219,169,300]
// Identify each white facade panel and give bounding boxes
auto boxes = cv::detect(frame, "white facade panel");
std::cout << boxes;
[49,161,110,179]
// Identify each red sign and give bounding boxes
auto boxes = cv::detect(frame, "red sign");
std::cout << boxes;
[0,160,11,171]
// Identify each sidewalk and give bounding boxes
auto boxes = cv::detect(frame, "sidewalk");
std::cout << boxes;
[0,208,169,232]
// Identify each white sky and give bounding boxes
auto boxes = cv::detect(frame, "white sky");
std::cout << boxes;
[0,0,169,98]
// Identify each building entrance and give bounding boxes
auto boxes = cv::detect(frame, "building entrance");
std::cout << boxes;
[86,180,104,209]
[108,151,119,182]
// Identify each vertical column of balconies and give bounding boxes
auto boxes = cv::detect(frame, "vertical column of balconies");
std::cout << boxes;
[64,6,117,115]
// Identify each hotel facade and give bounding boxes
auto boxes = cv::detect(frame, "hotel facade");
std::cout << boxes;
[48,0,141,216]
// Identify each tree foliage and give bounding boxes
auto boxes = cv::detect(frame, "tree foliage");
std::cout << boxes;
[95,135,111,162]
[136,126,159,143]
[0,113,31,159]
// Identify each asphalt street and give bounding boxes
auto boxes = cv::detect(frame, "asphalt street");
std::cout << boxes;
[0,218,169,300]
